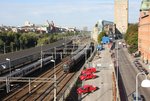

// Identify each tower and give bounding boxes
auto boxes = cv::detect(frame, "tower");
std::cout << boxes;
[114,0,128,34]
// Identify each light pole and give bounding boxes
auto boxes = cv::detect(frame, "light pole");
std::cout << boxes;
[6,58,11,93]
[116,41,122,76]
[51,59,57,101]
[62,43,65,55]
[54,47,56,60]
[6,58,11,76]
[136,72,150,101]
[20,40,22,50]
[85,49,87,63]
[116,41,121,82]
[4,43,6,54]
[116,40,121,100]
[11,42,14,53]
[41,45,43,68]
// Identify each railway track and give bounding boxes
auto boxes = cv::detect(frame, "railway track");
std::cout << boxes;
[3,57,75,101]
[0,39,72,76]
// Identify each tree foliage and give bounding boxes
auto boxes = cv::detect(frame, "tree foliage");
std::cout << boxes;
[97,31,106,44]
[0,39,4,47]
[124,24,138,53]
[0,30,82,53]
[19,32,38,49]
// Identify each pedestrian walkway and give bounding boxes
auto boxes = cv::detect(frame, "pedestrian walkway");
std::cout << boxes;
[81,44,114,101]
[122,46,150,75]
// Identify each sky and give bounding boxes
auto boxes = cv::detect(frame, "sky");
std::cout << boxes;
[0,0,141,30]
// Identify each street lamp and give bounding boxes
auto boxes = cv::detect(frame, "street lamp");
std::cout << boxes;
[11,42,14,53]
[136,72,150,101]
[6,58,11,76]
[6,58,11,93]
[51,59,57,101]
[40,45,43,68]
[116,41,122,82]
[116,40,121,100]
[54,47,56,60]
[62,43,66,55]
[4,43,6,54]
[85,49,87,63]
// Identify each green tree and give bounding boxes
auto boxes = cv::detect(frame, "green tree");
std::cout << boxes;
[124,24,138,53]
[19,32,38,49]
[97,31,106,44]
[37,37,50,45]
[0,39,4,47]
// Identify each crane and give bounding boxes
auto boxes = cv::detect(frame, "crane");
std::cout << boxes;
[46,20,55,33]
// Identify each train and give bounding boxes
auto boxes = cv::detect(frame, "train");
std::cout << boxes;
[6,56,54,77]
[63,42,95,73]
[70,45,86,57]
[0,40,72,75]
[0,55,60,89]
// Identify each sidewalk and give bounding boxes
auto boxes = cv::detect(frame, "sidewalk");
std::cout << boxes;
[122,46,150,75]
[81,44,114,101]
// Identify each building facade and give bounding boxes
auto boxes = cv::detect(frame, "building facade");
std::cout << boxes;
[92,20,115,43]
[114,0,128,34]
[138,0,150,64]
[92,24,99,43]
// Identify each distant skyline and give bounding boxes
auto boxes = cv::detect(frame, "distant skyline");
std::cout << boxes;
[0,0,140,30]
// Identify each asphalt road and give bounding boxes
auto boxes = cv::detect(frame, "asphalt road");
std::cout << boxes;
[117,41,150,101]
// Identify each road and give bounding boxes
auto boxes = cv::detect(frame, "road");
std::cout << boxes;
[117,41,150,101]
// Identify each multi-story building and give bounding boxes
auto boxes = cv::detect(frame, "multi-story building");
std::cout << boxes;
[138,0,150,64]
[114,0,128,34]
[24,21,34,27]
[92,24,99,42]
[92,20,115,43]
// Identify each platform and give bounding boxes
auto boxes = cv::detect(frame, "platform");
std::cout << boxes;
[81,44,114,101]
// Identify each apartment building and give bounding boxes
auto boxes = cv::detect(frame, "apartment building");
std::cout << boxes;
[138,0,150,64]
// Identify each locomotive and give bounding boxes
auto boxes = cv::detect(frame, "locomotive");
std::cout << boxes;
[63,42,94,73]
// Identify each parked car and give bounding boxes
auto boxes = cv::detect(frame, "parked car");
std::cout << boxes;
[133,60,149,74]
[79,72,96,80]
[133,60,142,68]
[81,67,96,74]
[132,92,145,101]
[77,85,97,94]
[141,68,149,75]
